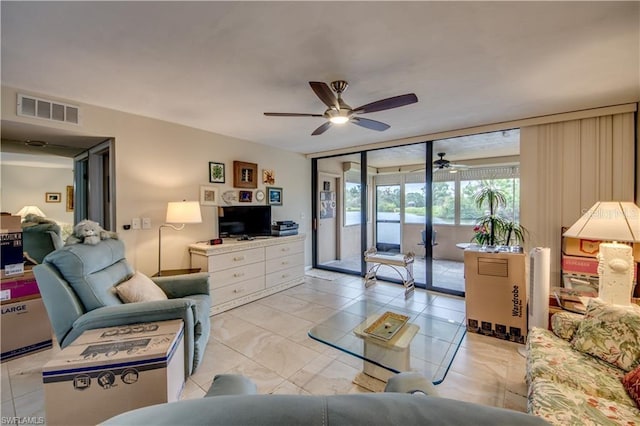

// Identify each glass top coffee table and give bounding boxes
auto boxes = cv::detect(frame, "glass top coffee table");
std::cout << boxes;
[308,299,466,388]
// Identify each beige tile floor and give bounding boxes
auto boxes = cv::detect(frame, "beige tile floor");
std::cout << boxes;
[1,271,528,422]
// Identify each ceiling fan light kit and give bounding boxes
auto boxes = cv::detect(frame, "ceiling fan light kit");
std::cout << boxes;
[264,80,418,136]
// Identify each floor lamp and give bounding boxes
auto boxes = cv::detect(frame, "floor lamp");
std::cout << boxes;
[158,201,202,276]
[563,201,640,305]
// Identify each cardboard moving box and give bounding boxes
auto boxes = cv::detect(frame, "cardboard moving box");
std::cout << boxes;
[464,250,527,344]
[1,297,52,361]
[43,319,185,426]
[1,268,40,302]
[1,270,52,360]
[563,236,640,262]
[0,214,24,277]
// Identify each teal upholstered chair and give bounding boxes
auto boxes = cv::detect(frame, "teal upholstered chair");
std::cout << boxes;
[21,218,64,264]
[33,239,211,376]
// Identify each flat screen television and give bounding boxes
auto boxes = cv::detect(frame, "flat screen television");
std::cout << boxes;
[218,205,272,237]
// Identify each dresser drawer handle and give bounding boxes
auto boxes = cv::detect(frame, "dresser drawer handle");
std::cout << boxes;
[233,256,245,262]
[281,273,290,279]
[233,272,245,278]
[233,288,245,294]
[281,261,289,265]
[281,247,290,252]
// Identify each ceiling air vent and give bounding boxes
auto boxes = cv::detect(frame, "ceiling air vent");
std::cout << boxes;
[17,93,80,125]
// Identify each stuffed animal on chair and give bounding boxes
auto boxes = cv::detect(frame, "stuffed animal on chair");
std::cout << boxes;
[65,220,118,245]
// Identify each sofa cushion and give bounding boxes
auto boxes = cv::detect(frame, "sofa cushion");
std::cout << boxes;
[528,378,640,425]
[622,365,640,409]
[550,311,583,341]
[571,298,640,372]
[115,271,168,303]
[44,239,133,311]
[527,327,632,405]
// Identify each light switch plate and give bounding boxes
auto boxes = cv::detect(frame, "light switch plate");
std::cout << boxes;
[142,218,151,229]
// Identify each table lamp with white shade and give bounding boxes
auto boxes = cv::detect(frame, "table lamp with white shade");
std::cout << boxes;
[15,205,46,219]
[563,202,640,305]
[158,201,202,276]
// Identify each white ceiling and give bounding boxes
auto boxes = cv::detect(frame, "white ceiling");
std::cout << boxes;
[1,1,638,157]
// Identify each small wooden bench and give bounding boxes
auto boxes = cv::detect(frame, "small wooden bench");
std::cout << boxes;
[364,248,415,298]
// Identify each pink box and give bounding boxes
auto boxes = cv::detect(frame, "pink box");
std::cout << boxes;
[562,255,637,280]
[562,255,598,275]
[0,270,40,302]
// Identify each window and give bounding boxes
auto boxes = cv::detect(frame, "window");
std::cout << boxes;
[434,167,520,226]
[344,169,361,226]
[432,181,455,224]
[404,183,427,224]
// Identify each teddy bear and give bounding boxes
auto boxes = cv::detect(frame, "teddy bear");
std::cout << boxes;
[65,219,118,245]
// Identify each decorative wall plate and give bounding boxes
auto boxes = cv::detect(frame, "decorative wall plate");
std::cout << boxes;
[222,190,236,205]
[255,190,265,202]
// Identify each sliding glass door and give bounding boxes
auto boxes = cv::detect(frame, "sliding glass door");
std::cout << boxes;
[314,153,365,274]
[311,130,520,298]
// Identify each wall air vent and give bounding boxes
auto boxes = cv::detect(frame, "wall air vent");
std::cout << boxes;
[17,93,80,125]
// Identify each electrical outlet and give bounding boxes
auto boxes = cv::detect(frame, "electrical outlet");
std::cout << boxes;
[131,218,141,230]
[142,218,151,229]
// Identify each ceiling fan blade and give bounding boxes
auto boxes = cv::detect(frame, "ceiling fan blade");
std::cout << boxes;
[309,82,339,109]
[350,117,390,132]
[264,112,323,117]
[353,93,418,114]
[311,121,332,136]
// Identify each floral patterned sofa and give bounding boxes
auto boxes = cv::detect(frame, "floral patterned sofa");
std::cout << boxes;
[526,298,640,425]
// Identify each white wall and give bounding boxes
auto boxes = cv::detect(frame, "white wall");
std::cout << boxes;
[1,86,312,275]
[1,162,74,224]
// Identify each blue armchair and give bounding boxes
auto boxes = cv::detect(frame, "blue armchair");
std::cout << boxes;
[33,239,211,376]
[21,217,64,264]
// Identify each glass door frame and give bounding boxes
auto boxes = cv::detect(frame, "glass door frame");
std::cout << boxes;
[311,142,464,297]
[311,152,368,276]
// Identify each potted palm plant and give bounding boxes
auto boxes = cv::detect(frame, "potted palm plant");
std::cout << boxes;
[471,184,526,248]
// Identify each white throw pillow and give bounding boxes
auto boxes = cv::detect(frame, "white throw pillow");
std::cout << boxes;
[115,271,168,303]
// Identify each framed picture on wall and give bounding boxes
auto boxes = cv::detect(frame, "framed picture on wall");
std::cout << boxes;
[239,190,253,202]
[266,187,282,206]
[233,161,258,188]
[200,185,218,206]
[46,192,61,203]
[66,186,74,211]
[209,162,225,183]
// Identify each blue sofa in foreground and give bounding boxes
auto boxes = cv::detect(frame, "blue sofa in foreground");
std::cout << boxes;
[103,373,549,425]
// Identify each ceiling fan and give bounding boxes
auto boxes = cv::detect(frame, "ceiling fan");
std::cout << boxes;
[264,81,418,136]
[433,152,469,173]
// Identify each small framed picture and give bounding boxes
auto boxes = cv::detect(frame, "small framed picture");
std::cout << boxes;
[209,162,225,183]
[239,190,253,203]
[46,192,61,203]
[233,161,258,188]
[266,187,283,206]
[200,185,218,206]
[66,185,74,212]
[323,181,330,191]
[263,169,275,185]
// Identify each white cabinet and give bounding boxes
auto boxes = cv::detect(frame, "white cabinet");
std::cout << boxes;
[189,234,305,315]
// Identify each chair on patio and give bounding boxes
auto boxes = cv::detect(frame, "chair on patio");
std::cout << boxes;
[417,229,438,258]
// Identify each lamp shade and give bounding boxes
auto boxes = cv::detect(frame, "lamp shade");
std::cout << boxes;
[563,202,640,242]
[166,201,202,224]
[15,205,46,219]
